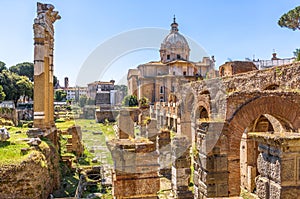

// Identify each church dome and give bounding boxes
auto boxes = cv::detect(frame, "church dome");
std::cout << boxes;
[160,16,190,63]
[162,29,189,49]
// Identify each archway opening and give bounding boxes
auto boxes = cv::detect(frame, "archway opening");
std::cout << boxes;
[239,114,289,196]
[196,106,209,122]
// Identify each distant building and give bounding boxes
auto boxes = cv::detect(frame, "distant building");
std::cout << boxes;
[127,17,216,103]
[54,77,87,101]
[87,80,115,100]
[253,53,295,70]
[219,61,258,77]
[65,87,87,101]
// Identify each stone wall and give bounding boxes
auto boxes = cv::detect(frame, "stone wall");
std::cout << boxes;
[0,145,60,198]
[194,122,228,198]
[171,136,193,199]
[0,108,18,125]
[250,132,300,199]
[95,109,119,123]
[157,129,171,178]
[66,125,84,157]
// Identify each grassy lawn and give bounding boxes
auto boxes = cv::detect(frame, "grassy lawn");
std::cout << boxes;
[56,118,115,166]
[0,126,33,166]
[55,118,115,197]
[0,118,115,197]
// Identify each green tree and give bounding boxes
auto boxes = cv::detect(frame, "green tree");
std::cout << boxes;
[0,70,33,106]
[0,61,7,72]
[17,76,33,102]
[138,96,149,108]
[122,95,138,107]
[294,49,300,61]
[114,84,128,96]
[54,90,67,102]
[79,95,88,107]
[0,85,5,102]
[53,75,58,87]
[9,62,34,81]
[87,97,95,105]
[278,6,300,31]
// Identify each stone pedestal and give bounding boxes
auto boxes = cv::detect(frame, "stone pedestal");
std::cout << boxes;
[107,139,160,199]
[249,132,300,199]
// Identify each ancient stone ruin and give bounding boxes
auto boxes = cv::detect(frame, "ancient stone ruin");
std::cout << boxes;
[110,61,300,199]
[32,2,60,132]
[107,108,160,199]
[0,127,10,141]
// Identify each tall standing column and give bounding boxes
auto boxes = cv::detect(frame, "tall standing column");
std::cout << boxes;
[33,2,60,129]
[49,38,55,126]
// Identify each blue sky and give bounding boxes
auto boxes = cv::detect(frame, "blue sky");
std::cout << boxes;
[0,1,299,86]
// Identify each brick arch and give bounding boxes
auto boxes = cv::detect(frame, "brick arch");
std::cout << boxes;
[193,100,210,120]
[226,95,300,196]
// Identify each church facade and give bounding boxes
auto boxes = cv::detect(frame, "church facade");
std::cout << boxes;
[127,17,216,103]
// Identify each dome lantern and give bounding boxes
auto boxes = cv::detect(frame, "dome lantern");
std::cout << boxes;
[160,16,190,63]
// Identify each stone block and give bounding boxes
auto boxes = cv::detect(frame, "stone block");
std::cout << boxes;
[255,176,269,199]
[257,153,270,177]
[269,156,280,183]
[281,158,295,184]
[269,180,281,199]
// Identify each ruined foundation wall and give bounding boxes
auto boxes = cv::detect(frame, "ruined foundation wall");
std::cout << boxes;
[250,132,300,199]
[0,145,60,198]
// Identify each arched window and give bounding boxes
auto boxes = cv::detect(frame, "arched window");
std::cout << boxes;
[160,86,164,94]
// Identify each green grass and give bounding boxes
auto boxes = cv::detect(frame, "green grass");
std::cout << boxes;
[56,119,115,166]
[241,188,258,199]
[55,120,75,131]
[0,126,32,166]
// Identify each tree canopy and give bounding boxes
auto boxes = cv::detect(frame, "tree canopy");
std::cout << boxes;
[0,70,33,106]
[294,49,300,61]
[79,95,88,107]
[9,62,34,81]
[278,6,300,31]
[114,84,128,96]
[122,95,138,107]
[54,90,67,102]
[0,61,7,73]
[0,85,5,102]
